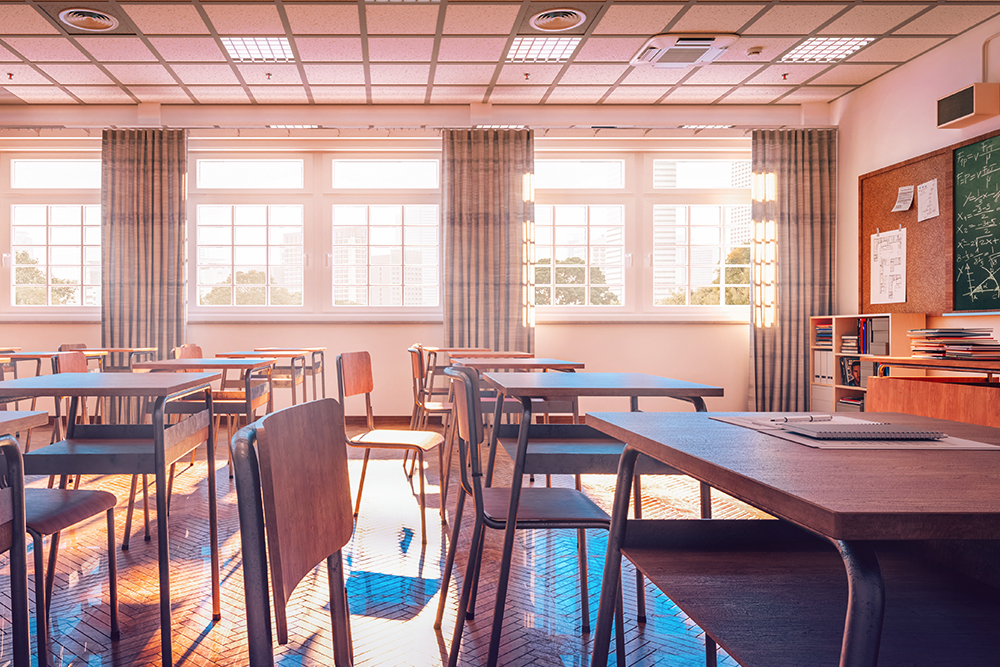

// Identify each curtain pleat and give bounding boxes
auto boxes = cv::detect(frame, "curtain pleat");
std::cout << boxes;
[101,129,187,366]
[442,129,534,352]
[750,129,837,411]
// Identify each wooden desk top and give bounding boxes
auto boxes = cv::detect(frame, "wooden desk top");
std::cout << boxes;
[85,347,158,354]
[452,357,584,371]
[482,372,724,399]
[422,346,490,354]
[864,354,1000,374]
[0,410,48,434]
[588,411,1000,541]
[448,350,533,358]
[6,350,108,359]
[0,372,221,397]
[217,351,307,360]
[254,347,326,353]
[134,358,276,372]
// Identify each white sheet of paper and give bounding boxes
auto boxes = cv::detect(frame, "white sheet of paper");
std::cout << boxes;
[917,178,940,221]
[892,185,914,212]
[871,228,907,304]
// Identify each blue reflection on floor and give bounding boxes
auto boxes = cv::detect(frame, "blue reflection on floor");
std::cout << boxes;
[347,571,440,619]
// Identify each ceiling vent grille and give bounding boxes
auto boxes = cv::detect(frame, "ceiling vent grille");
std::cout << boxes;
[529,9,586,32]
[58,8,119,32]
[630,34,739,69]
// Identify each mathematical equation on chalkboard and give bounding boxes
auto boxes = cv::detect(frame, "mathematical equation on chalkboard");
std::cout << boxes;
[954,134,1000,311]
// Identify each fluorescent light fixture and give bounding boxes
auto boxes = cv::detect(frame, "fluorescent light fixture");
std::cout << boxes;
[268,125,319,129]
[506,37,581,63]
[682,125,734,129]
[476,125,527,129]
[221,37,294,63]
[781,37,874,63]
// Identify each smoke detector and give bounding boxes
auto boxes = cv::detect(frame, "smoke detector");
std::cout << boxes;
[529,9,586,32]
[630,34,739,68]
[58,8,119,32]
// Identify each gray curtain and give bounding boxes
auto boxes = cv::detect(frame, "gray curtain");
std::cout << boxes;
[101,129,187,365]
[750,129,836,411]
[442,129,534,352]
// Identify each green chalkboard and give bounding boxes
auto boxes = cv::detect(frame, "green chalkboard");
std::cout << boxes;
[954,133,1000,311]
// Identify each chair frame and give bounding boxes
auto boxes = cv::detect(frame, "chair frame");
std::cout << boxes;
[0,438,30,667]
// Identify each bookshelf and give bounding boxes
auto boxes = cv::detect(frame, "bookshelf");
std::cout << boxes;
[809,313,925,412]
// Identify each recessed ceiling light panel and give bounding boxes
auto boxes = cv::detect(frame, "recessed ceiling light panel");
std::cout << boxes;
[529,9,586,32]
[221,37,295,63]
[506,37,581,63]
[781,37,874,63]
[58,8,119,32]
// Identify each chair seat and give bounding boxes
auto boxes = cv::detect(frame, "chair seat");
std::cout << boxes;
[482,487,610,525]
[424,401,452,413]
[24,488,117,536]
[350,429,443,451]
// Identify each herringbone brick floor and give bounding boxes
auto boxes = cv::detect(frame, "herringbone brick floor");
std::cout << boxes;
[0,421,769,666]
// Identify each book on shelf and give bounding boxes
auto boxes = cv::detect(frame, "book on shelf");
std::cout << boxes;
[840,356,861,386]
[814,324,833,347]
[907,328,1000,359]
[838,395,864,413]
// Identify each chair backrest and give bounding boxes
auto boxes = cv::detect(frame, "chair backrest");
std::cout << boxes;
[51,351,88,374]
[231,398,354,664]
[57,343,86,352]
[407,345,425,403]
[445,365,486,481]
[171,344,203,359]
[337,351,374,399]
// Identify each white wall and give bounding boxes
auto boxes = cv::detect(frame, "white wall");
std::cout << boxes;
[833,14,1000,335]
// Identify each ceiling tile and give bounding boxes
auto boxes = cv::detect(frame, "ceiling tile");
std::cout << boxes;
[172,64,241,85]
[0,43,20,62]
[497,64,563,85]
[37,64,113,85]
[2,65,55,85]
[574,37,648,63]
[149,38,227,62]
[592,6,683,35]
[66,87,135,104]
[2,38,87,62]
[2,86,75,103]
[189,86,252,104]
[663,86,730,103]
[0,6,60,35]
[544,86,607,103]
[718,86,792,103]
[894,5,1000,35]
[76,38,158,62]
[284,5,360,35]
[682,63,764,85]
[621,66,686,85]
[303,64,365,85]
[810,63,894,85]
[203,5,284,35]
[122,5,211,35]
[442,5,520,35]
[295,38,363,62]
[309,86,367,104]
[779,86,852,103]
[370,86,427,103]
[248,86,309,103]
[434,64,496,85]
[129,86,195,103]
[670,4,768,34]
[368,38,434,62]
[559,64,629,85]
[715,37,800,62]
[819,5,924,35]
[365,6,441,35]
[430,86,488,103]
[743,4,847,35]
[437,37,507,62]
[847,37,946,63]
[237,64,303,85]
[602,86,666,104]
[746,63,830,85]
[370,63,430,85]
[488,86,547,103]
[105,64,177,85]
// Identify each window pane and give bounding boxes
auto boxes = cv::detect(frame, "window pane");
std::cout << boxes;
[332,160,438,189]
[653,160,751,189]
[535,160,624,189]
[197,160,304,189]
[12,160,101,189]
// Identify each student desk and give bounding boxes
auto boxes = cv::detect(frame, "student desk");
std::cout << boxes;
[253,347,327,399]
[587,411,1000,667]
[216,351,307,404]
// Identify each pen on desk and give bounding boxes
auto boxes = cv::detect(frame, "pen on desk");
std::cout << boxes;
[769,414,834,423]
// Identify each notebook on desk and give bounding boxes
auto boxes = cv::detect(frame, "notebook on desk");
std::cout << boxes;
[784,423,945,441]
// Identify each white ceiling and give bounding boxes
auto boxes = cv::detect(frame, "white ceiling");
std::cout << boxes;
[0,0,998,127]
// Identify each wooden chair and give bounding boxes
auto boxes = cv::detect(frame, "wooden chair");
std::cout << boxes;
[231,398,353,666]
[436,365,624,667]
[0,437,31,667]
[337,351,444,544]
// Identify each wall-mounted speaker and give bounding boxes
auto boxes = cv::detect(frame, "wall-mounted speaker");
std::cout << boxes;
[937,83,1000,129]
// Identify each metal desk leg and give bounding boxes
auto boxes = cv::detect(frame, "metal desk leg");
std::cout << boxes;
[832,539,884,667]
[206,391,221,621]
[484,388,505,487]
[152,397,174,667]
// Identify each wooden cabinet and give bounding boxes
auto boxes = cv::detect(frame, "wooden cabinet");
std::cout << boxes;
[809,313,925,412]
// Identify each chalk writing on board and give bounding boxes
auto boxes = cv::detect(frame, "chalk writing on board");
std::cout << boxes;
[954,134,1000,311]
[871,228,906,304]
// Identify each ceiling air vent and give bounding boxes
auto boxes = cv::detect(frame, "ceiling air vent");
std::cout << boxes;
[58,8,119,32]
[630,34,739,69]
[529,9,586,32]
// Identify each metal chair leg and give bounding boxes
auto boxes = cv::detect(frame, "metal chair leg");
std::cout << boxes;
[435,488,466,629]
[354,448,371,517]
[31,531,49,667]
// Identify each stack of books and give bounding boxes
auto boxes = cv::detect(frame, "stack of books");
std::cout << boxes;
[815,323,833,348]
[908,328,1000,360]
[841,334,859,354]
[838,396,864,412]
[860,317,889,355]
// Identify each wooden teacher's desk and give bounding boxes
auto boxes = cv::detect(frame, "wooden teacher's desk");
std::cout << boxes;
[587,411,1000,667]
[0,372,222,667]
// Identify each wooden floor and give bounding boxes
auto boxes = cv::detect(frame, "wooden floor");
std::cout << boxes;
[0,420,770,666]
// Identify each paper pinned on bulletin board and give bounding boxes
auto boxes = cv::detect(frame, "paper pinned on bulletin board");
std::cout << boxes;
[916,178,940,221]
[871,228,907,304]
[891,185,914,212]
